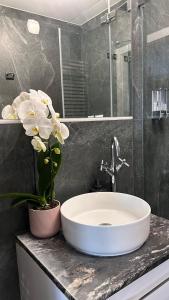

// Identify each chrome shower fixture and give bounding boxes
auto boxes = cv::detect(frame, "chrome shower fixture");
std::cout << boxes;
[100,10,116,25]
[101,0,130,25]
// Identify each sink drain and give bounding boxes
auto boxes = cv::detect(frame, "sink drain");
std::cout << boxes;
[99,223,112,226]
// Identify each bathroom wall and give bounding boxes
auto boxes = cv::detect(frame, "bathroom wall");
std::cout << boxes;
[143,0,169,218]
[0,5,134,300]
[0,120,134,300]
[56,120,134,202]
[132,0,169,218]
[0,4,132,120]
[0,125,34,299]
[0,6,81,299]
[0,5,81,117]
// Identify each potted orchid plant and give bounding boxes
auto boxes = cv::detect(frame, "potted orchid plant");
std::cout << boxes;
[0,90,69,238]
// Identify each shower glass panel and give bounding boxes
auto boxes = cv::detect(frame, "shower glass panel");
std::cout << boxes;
[82,8,110,118]
[59,0,131,118]
[110,0,131,116]
[112,42,131,116]
[144,0,169,118]
[143,0,169,219]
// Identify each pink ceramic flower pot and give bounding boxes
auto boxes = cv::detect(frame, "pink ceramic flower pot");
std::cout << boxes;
[29,201,61,238]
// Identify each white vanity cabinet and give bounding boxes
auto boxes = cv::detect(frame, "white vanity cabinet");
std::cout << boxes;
[16,244,67,300]
[17,244,169,300]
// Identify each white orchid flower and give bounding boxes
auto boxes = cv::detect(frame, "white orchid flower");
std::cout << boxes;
[52,119,69,144]
[23,116,52,139]
[29,89,57,117]
[38,90,58,117]
[29,89,38,97]
[29,89,52,116]
[2,92,31,120]
[18,99,49,121]
[29,90,44,104]
[1,105,18,120]
[37,90,52,106]
[12,92,30,111]
[31,136,46,152]
[29,89,51,106]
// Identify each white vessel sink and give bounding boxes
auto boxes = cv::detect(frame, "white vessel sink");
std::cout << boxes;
[61,192,151,256]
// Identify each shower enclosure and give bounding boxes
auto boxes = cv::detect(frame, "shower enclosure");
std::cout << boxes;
[58,0,132,118]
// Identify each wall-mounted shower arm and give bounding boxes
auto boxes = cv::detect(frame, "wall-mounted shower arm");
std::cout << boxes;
[101,0,131,25]
[100,10,116,25]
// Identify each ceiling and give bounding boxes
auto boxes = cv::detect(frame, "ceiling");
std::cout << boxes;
[0,0,118,25]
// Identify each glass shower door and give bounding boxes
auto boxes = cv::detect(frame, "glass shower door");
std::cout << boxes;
[58,0,132,118]
[112,41,131,116]
[109,0,132,116]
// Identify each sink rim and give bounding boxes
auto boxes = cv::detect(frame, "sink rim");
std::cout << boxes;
[61,192,151,228]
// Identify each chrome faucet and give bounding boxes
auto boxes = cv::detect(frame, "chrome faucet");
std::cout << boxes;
[100,137,130,192]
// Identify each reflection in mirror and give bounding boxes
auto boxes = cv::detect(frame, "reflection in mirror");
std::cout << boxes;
[111,1,131,117]
[0,0,132,119]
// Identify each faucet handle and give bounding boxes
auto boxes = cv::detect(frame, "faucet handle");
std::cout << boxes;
[116,158,130,172]
[100,160,109,171]
[100,160,104,171]
[118,158,130,167]
[100,160,105,171]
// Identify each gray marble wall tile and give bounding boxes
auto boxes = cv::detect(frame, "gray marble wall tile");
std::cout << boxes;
[130,0,169,219]
[0,5,81,117]
[61,30,82,62]
[0,124,34,300]
[0,6,59,113]
[144,119,169,218]
[0,238,21,300]
[143,0,169,218]
[144,37,169,118]
[144,0,169,35]
[144,0,169,118]
[55,120,134,202]
[82,19,110,117]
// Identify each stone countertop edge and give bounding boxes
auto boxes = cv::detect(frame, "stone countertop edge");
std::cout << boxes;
[16,214,169,300]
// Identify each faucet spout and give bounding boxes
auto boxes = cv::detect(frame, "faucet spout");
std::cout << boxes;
[111,136,120,173]
[100,137,129,192]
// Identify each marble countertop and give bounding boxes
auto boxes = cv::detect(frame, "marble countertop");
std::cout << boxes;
[17,214,169,300]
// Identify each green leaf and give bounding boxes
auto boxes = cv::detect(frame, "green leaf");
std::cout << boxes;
[0,193,39,200]
[12,198,40,208]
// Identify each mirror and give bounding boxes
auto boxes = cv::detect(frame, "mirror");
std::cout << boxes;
[0,0,132,119]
